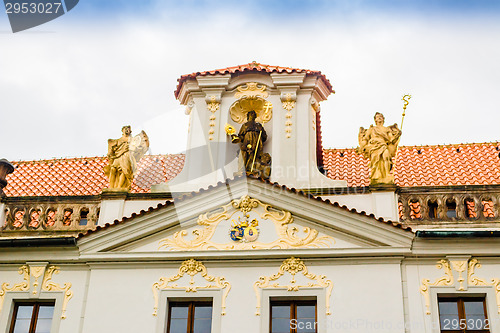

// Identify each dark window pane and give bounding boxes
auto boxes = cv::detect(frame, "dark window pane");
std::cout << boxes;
[169,318,188,333]
[13,319,31,333]
[35,318,53,333]
[272,305,290,318]
[16,305,34,319]
[272,318,291,333]
[439,315,460,330]
[439,301,459,315]
[194,305,212,319]
[464,301,485,315]
[193,318,212,333]
[170,305,189,319]
[297,305,315,319]
[466,315,487,329]
[37,305,54,319]
[297,319,317,332]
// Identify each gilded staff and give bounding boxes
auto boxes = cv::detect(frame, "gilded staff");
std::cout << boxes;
[250,130,263,172]
[401,94,411,131]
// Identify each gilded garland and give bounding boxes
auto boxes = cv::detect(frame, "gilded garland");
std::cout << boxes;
[159,195,334,251]
[152,259,231,316]
[253,257,333,316]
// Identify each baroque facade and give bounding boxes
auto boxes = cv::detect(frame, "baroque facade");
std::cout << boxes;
[1,62,500,333]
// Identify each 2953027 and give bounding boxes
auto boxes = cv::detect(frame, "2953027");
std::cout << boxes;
[5,2,63,14]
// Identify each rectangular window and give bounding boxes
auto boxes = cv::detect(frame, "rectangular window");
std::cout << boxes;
[167,301,212,333]
[270,300,317,333]
[438,296,490,332]
[9,301,55,333]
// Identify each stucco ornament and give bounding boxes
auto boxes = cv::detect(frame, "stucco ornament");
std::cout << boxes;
[104,126,149,191]
[230,82,272,124]
[152,259,231,316]
[158,195,334,251]
[253,257,333,316]
[357,113,401,185]
[420,258,500,315]
[0,264,73,319]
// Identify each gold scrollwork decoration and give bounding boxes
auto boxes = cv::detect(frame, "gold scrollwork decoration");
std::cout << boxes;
[30,266,45,295]
[0,265,73,319]
[450,261,467,291]
[229,97,272,124]
[158,195,334,251]
[41,266,74,319]
[0,265,30,313]
[281,93,296,138]
[152,259,231,316]
[420,259,454,315]
[421,258,500,315]
[253,257,333,316]
[234,82,268,100]
[207,96,220,141]
[468,259,500,314]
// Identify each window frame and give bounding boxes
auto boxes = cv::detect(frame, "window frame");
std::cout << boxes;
[259,289,326,333]
[0,292,64,333]
[437,296,490,333]
[166,300,213,333]
[270,299,317,333]
[154,290,221,333]
[9,300,56,333]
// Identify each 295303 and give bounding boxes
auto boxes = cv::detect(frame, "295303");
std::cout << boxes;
[5,2,62,14]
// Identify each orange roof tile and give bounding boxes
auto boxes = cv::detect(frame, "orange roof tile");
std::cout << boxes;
[4,142,500,197]
[4,155,184,197]
[324,142,500,187]
[174,61,334,99]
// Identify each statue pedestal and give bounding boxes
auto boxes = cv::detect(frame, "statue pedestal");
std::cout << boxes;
[98,189,128,225]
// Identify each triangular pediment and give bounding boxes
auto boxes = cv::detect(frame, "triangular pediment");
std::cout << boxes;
[77,178,414,255]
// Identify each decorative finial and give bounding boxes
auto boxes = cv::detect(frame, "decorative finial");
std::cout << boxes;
[401,94,412,131]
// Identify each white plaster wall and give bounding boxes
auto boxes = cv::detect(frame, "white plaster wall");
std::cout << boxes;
[323,192,399,221]
[122,200,168,218]
[76,260,406,333]
[81,267,158,333]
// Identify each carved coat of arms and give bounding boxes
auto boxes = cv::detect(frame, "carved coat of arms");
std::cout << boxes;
[229,214,259,242]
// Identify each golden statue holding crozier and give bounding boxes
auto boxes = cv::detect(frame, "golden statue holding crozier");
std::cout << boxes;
[357,113,401,185]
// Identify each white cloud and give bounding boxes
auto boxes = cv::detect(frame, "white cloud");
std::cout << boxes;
[0,9,499,161]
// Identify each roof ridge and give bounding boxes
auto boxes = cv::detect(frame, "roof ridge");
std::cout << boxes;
[324,141,500,151]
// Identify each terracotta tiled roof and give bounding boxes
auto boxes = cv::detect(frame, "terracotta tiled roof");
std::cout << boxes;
[174,61,334,98]
[4,155,184,197]
[5,142,500,197]
[324,142,500,187]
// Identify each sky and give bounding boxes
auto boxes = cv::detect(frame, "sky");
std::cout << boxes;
[1,0,500,161]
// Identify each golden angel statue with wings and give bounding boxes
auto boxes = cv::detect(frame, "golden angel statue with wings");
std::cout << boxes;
[104,126,149,190]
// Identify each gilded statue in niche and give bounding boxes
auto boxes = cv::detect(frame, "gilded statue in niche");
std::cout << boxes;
[226,110,271,178]
[357,113,401,185]
[104,126,149,190]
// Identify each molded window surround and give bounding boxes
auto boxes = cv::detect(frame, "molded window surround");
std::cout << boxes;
[0,292,65,333]
[154,290,222,333]
[429,288,499,333]
[259,289,326,333]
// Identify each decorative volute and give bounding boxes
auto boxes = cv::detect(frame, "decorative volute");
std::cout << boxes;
[153,62,346,193]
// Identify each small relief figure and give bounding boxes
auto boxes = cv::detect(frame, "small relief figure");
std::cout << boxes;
[253,153,271,180]
[226,110,271,177]
[104,126,149,191]
[357,112,401,185]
